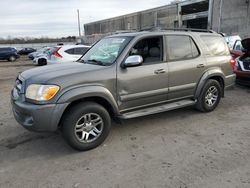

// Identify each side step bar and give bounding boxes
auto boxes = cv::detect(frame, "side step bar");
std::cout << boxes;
[120,99,197,119]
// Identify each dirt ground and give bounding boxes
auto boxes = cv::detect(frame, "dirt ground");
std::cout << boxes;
[0,57,250,188]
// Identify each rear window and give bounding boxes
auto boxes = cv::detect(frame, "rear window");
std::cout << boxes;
[65,47,89,55]
[201,36,229,56]
[166,35,200,61]
[74,47,88,55]
[65,48,74,54]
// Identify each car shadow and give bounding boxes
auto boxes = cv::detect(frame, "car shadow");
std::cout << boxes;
[0,106,198,162]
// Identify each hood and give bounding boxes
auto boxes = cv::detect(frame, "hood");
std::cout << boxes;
[241,38,250,50]
[20,62,104,84]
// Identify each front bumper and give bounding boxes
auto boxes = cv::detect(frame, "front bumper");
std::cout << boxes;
[11,91,68,132]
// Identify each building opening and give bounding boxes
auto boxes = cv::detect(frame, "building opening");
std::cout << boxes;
[183,17,208,29]
[180,0,209,29]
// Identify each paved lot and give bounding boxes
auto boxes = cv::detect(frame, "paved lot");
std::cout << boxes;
[0,57,250,188]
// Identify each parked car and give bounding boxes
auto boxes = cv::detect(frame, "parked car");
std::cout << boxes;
[18,48,36,55]
[233,38,250,85]
[49,45,90,63]
[33,47,58,66]
[11,29,235,151]
[224,35,241,50]
[28,47,50,60]
[0,47,20,62]
[230,39,247,60]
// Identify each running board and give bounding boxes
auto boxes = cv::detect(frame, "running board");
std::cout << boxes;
[120,99,197,119]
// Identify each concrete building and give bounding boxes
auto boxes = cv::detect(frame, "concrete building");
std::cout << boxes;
[83,0,250,44]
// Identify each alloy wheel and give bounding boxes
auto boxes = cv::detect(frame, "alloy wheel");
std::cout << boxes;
[74,113,104,143]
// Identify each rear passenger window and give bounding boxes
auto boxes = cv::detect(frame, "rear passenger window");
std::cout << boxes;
[74,47,88,55]
[166,35,199,61]
[201,36,229,56]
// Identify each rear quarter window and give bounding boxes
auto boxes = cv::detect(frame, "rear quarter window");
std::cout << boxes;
[201,36,229,56]
[74,47,89,55]
[65,48,74,54]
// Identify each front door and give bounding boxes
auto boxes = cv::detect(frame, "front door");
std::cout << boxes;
[117,36,168,112]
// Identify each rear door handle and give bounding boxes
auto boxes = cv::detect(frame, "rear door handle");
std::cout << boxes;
[154,69,166,74]
[196,64,205,68]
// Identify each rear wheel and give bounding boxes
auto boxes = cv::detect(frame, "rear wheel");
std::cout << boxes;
[8,56,16,62]
[62,102,111,151]
[195,79,222,112]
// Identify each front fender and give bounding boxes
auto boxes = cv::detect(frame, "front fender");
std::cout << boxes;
[195,69,225,98]
[57,85,119,114]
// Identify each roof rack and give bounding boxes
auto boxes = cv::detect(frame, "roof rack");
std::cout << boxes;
[113,30,137,34]
[140,27,215,33]
[163,28,215,33]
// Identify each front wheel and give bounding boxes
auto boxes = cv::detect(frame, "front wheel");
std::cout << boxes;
[62,102,111,151]
[8,56,16,62]
[195,79,222,112]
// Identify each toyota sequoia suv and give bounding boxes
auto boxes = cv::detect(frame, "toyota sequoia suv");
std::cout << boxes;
[11,29,236,151]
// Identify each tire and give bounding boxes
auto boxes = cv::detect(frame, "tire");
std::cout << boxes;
[38,58,47,66]
[195,79,222,112]
[62,102,111,151]
[8,56,16,62]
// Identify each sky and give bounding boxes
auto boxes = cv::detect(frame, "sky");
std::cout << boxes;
[0,0,173,39]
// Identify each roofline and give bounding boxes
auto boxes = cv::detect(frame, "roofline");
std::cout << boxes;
[84,0,208,26]
[84,3,177,26]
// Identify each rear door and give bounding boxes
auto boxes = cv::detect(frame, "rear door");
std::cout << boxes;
[166,34,206,100]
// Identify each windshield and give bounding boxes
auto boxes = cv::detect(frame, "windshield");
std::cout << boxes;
[80,36,132,65]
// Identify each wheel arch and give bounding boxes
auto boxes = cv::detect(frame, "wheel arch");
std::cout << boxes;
[57,86,119,127]
[195,70,225,99]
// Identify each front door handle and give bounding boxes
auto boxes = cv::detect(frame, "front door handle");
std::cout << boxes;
[196,64,205,68]
[154,69,166,74]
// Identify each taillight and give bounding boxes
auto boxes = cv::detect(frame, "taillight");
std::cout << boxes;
[54,47,62,58]
[229,59,236,69]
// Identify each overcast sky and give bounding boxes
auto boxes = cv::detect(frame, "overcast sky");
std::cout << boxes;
[0,0,173,39]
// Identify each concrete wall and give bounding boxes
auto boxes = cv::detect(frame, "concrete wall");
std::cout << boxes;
[83,0,250,44]
[211,0,250,38]
[84,4,179,36]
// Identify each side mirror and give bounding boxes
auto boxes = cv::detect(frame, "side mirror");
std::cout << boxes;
[122,55,143,68]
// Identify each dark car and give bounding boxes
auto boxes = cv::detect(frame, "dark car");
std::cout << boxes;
[0,47,20,62]
[18,48,36,55]
[234,38,250,85]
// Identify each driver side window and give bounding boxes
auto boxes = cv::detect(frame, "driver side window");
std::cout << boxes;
[129,37,163,64]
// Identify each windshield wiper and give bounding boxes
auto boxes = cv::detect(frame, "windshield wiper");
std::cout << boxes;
[86,59,106,66]
[77,59,85,63]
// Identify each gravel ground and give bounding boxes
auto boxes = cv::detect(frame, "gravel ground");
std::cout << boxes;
[0,57,250,188]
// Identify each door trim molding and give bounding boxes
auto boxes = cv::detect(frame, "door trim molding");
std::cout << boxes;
[120,87,169,102]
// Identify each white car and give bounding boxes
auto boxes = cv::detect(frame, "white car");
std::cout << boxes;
[33,47,58,66]
[28,47,50,60]
[224,35,242,50]
[49,45,90,64]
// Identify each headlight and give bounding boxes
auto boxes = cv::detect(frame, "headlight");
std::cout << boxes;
[25,84,60,101]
